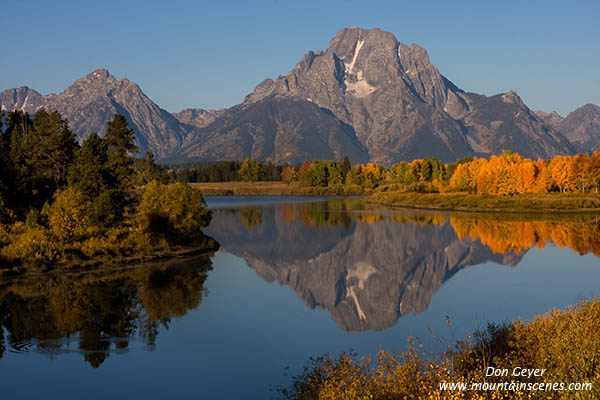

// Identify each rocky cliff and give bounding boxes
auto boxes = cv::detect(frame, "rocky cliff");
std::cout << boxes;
[0,69,191,157]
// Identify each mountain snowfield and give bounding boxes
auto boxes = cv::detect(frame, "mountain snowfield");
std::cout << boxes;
[1,27,597,164]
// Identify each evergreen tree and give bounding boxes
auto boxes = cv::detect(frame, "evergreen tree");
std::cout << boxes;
[67,116,139,225]
[102,114,138,218]
[340,155,351,183]
[135,152,162,184]
[28,110,78,188]
[1,110,77,210]
[68,132,109,197]
[3,111,32,200]
[104,114,138,192]
[0,110,6,200]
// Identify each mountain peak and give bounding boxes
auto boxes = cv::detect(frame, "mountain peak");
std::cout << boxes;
[581,103,600,113]
[66,69,118,93]
[501,90,525,107]
[89,68,111,79]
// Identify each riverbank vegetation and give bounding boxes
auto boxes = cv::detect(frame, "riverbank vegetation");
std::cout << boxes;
[189,181,367,196]
[280,299,600,399]
[221,150,600,195]
[189,151,600,211]
[369,192,600,212]
[0,110,216,272]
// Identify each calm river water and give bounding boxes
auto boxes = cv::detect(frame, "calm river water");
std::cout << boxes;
[1,196,599,399]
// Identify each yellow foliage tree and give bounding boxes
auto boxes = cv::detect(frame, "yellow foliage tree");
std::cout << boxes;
[47,187,91,243]
[137,181,212,240]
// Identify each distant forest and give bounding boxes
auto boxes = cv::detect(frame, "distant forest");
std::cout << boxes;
[163,160,283,183]
[166,151,600,196]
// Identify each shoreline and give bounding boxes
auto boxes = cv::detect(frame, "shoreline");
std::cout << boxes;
[192,182,600,214]
[0,240,219,279]
[190,181,368,196]
[367,192,600,214]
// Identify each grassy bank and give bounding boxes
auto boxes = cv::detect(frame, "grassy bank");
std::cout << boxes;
[189,182,600,213]
[190,181,368,196]
[281,299,600,400]
[0,227,219,278]
[369,191,600,213]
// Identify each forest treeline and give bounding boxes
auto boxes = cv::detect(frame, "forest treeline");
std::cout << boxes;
[180,150,600,197]
[274,151,600,195]
[166,159,283,183]
[0,109,215,269]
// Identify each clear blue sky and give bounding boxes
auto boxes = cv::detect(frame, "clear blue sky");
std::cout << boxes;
[2,0,598,116]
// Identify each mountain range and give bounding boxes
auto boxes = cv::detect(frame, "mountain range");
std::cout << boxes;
[1,27,597,165]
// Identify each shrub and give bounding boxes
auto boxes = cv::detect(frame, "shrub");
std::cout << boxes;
[137,181,212,241]
[282,300,600,400]
[25,208,40,228]
[0,225,58,266]
[45,187,91,243]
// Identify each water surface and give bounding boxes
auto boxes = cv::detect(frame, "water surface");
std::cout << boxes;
[1,197,599,399]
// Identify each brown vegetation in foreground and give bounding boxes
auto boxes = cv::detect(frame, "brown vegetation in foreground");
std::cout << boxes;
[281,299,600,400]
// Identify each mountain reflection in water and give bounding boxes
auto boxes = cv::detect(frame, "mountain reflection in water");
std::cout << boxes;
[0,256,212,367]
[2,198,599,367]
[206,199,600,332]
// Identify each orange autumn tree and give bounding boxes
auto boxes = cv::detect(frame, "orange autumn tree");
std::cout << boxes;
[281,166,298,183]
[476,153,517,195]
[549,155,571,193]
[568,153,594,193]
[532,159,552,193]
[591,151,600,193]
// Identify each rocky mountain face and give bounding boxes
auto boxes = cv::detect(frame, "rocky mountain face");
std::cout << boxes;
[172,108,225,129]
[537,104,600,153]
[205,203,522,332]
[535,110,564,127]
[179,97,370,164]
[0,69,191,157]
[0,86,46,112]
[1,28,590,163]
[456,91,574,159]
[194,27,574,165]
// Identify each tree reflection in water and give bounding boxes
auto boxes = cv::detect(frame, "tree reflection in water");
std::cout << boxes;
[275,199,600,256]
[0,255,213,367]
[212,199,600,332]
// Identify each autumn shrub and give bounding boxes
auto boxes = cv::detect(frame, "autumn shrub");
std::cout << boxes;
[24,208,40,228]
[282,300,600,400]
[137,181,212,242]
[45,187,91,243]
[282,344,461,400]
[0,224,58,266]
[79,235,111,258]
[0,225,9,247]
